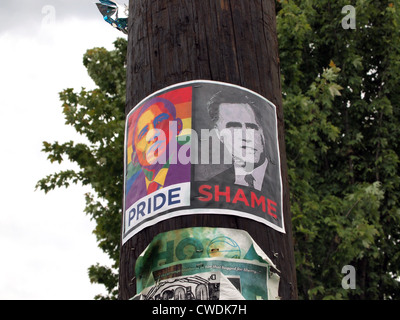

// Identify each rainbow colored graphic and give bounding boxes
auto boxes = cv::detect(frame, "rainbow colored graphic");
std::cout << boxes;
[125,86,192,207]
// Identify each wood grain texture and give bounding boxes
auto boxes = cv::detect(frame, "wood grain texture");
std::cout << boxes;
[120,0,297,300]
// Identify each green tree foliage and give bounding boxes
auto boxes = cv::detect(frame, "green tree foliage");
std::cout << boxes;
[37,1,400,299]
[277,0,400,299]
[36,38,127,299]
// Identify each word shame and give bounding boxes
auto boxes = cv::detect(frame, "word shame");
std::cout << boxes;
[198,184,278,219]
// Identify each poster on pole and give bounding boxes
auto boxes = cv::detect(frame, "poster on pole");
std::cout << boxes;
[123,80,284,244]
[133,227,280,300]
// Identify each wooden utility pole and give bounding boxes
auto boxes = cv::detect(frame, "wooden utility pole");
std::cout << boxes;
[120,0,297,300]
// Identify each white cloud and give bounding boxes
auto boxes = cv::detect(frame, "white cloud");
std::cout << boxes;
[0,10,125,299]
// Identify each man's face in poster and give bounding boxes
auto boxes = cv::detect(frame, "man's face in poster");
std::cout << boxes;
[215,103,265,169]
[133,102,175,167]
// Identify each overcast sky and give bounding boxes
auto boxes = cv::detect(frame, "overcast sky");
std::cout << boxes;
[0,1,127,299]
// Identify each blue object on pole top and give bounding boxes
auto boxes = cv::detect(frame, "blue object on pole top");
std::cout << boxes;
[96,0,128,34]
[99,0,118,5]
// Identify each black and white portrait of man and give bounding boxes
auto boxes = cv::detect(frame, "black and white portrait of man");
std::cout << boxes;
[192,82,283,230]
[206,90,270,191]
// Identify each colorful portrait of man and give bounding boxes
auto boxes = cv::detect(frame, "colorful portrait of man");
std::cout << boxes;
[125,87,192,211]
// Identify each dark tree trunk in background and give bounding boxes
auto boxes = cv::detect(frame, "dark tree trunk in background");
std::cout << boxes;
[119,0,297,300]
